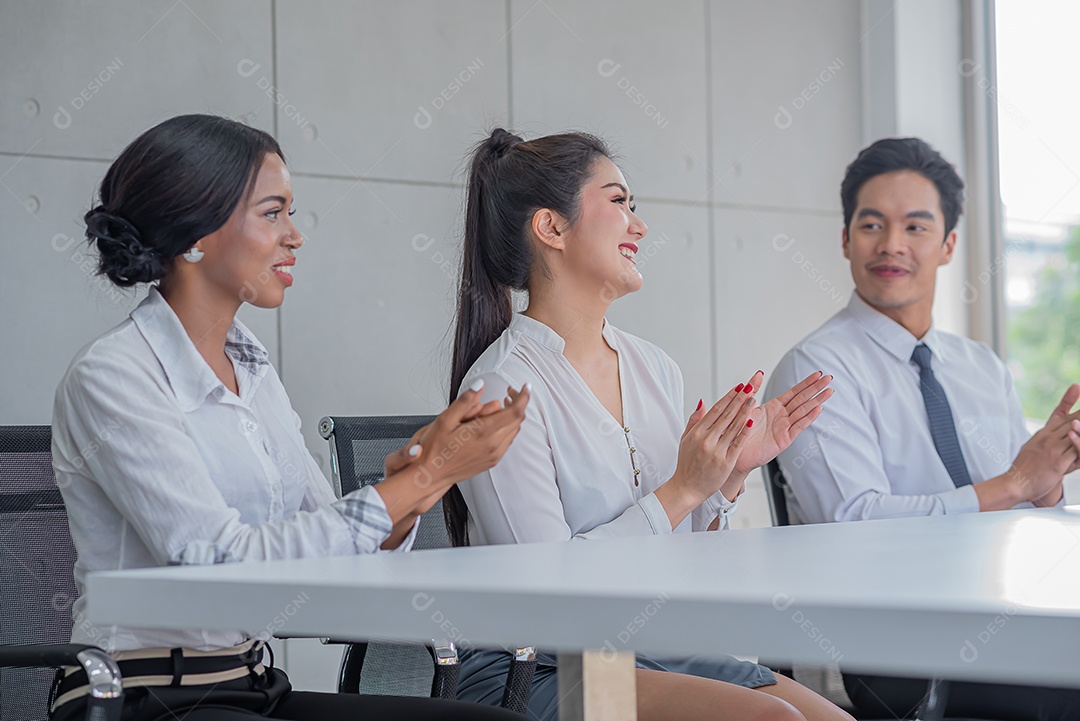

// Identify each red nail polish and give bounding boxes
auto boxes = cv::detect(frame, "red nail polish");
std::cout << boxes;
[756,369,763,376]
[696,398,704,411]
[743,384,753,394]
[734,384,744,393]
[746,419,754,428]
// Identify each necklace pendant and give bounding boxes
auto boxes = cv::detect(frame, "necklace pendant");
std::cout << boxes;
[624,426,641,487]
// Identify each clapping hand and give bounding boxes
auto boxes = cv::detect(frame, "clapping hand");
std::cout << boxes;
[383,385,519,479]
[732,370,834,475]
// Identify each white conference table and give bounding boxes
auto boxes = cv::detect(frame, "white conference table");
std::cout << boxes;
[87,508,1080,718]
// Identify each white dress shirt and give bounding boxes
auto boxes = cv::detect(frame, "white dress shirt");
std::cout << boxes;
[53,288,412,652]
[459,313,736,545]
[767,292,1033,524]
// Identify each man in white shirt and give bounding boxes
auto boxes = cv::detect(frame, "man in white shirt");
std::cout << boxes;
[767,137,1080,720]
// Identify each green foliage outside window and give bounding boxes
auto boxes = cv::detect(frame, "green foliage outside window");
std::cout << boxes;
[1007,226,1080,421]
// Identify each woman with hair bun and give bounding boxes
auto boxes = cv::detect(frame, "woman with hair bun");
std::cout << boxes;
[50,114,529,721]
[447,129,850,721]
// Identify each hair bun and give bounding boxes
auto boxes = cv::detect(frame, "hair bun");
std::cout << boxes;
[488,128,523,158]
[84,206,164,287]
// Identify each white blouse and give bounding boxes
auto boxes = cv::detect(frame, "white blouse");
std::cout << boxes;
[52,288,413,653]
[459,313,737,545]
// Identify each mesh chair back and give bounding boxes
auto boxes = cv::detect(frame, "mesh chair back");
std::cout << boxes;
[764,460,791,527]
[323,415,447,552]
[0,426,78,721]
[321,415,446,696]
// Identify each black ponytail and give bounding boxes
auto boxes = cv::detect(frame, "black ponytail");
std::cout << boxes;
[444,128,611,546]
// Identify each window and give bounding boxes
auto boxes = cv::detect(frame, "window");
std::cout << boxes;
[996,0,1080,422]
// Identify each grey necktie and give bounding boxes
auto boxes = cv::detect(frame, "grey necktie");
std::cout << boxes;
[911,343,972,487]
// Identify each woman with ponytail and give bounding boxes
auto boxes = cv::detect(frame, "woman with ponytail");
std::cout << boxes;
[448,129,851,721]
[50,114,528,721]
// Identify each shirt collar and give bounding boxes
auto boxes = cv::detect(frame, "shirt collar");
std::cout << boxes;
[845,291,947,364]
[131,287,270,412]
[508,313,619,353]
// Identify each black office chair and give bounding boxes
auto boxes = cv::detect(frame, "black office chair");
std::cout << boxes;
[764,460,983,721]
[764,459,791,528]
[320,415,537,714]
[0,425,122,721]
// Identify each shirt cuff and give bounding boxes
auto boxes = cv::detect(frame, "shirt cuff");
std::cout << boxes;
[639,492,674,535]
[942,484,981,514]
[699,488,739,520]
[332,485,395,553]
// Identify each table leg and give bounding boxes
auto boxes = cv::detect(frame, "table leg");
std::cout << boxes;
[557,649,637,721]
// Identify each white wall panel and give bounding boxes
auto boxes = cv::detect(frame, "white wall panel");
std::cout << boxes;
[510,0,708,203]
[1,155,131,423]
[896,0,969,338]
[0,0,273,160]
[606,203,713,413]
[711,0,862,213]
[712,207,855,531]
[280,175,465,472]
[731,470,773,530]
[279,638,342,694]
[0,153,280,424]
[275,1,509,184]
[712,207,854,394]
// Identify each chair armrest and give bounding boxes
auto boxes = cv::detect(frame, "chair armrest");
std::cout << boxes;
[916,678,949,721]
[427,640,460,700]
[0,643,113,673]
[0,644,124,721]
[501,646,537,714]
[337,642,368,694]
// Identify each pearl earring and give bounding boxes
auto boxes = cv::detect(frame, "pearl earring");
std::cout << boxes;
[182,247,204,263]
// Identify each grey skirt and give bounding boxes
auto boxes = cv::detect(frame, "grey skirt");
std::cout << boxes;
[457,648,777,721]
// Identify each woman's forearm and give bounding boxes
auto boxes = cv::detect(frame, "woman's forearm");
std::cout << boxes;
[373,468,444,528]
[720,468,749,502]
[654,474,702,530]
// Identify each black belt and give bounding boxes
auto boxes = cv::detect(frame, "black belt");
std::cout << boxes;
[53,644,265,709]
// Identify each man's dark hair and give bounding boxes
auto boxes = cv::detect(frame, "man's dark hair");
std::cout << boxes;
[841,137,965,238]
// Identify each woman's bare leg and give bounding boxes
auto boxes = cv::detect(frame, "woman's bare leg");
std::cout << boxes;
[754,674,856,721]
[636,668,806,721]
